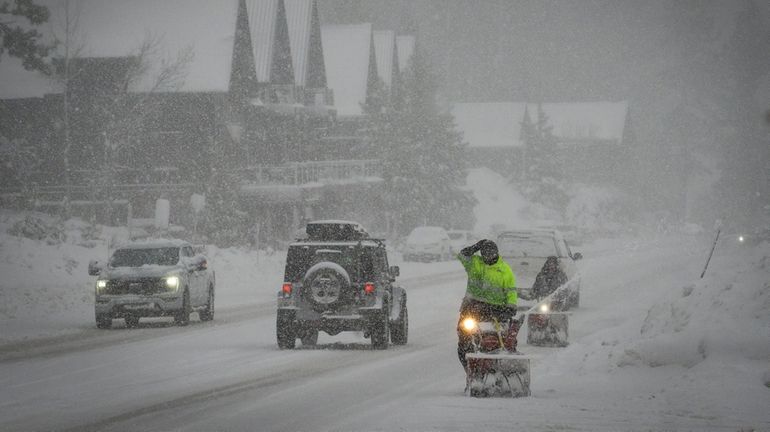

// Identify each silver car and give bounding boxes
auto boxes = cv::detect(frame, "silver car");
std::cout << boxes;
[402,226,453,262]
[88,239,215,328]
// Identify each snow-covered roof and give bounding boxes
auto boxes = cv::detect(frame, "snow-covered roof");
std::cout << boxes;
[246,0,279,83]
[0,0,239,98]
[373,30,396,88]
[284,0,313,87]
[321,23,373,117]
[452,102,629,148]
[395,35,415,73]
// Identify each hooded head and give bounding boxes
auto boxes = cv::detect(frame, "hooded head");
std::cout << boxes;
[544,256,559,273]
[479,240,499,265]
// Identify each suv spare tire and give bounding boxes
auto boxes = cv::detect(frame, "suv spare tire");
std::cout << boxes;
[303,262,351,311]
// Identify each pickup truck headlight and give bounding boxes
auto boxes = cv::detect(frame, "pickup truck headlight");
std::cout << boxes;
[165,276,180,290]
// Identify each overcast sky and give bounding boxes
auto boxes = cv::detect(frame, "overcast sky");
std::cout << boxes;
[319,0,770,104]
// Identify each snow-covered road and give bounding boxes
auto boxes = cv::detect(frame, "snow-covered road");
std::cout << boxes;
[1,236,768,431]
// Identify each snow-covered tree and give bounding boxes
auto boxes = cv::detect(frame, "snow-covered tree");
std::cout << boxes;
[0,0,52,72]
[364,48,474,235]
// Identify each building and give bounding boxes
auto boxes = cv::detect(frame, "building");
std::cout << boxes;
[452,101,634,184]
[0,0,419,242]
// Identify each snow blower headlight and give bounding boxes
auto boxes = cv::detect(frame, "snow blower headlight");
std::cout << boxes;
[461,318,478,332]
[539,303,550,313]
[165,276,180,290]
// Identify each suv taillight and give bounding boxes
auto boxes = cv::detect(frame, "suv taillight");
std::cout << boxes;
[282,283,292,294]
[364,282,375,294]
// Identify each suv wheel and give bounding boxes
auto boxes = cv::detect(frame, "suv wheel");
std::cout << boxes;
[277,310,297,349]
[125,314,140,328]
[390,296,408,345]
[370,306,390,350]
[199,284,215,322]
[300,328,319,346]
[96,313,112,329]
[174,289,191,326]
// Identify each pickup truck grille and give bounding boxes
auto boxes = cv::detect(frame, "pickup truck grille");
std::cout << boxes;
[106,278,167,295]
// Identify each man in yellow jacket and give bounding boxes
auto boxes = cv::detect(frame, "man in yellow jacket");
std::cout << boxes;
[456,239,518,368]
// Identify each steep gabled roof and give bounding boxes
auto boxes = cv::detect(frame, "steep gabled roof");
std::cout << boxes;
[372,30,397,88]
[246,0,294,84]
[284,0,314,87]
[453,102,629,148]
[0,0,239,98]
[395,35,415,73]
[321,23,375,116]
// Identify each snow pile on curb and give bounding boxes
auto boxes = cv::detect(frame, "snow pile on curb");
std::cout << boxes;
[0,211,288,342]
[621,242,770,369]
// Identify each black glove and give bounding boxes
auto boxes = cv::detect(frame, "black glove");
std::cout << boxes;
[460,239,487,257]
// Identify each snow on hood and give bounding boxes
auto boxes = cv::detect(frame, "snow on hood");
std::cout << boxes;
[100,264,182,280]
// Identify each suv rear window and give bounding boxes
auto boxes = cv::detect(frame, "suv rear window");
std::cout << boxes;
[284,245,380,282]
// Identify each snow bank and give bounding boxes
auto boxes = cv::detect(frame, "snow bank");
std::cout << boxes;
[564,184,632,235]
[465,168,558,235]
[534,236,770,428]
[0,210,287,342]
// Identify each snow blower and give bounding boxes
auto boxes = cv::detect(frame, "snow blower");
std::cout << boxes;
[462,316,531,398]
[524,285,571,347]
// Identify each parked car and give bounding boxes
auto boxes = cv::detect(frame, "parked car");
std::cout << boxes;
[447,229,475,254]
[88,239,215,328]
[496,229,582,309]
[277,220,408,349]
[403,226,453,262]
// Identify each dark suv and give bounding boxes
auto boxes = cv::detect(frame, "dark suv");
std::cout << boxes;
[277,221,408,349]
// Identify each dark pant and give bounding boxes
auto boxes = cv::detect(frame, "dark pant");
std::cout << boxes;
[456,298,518,369]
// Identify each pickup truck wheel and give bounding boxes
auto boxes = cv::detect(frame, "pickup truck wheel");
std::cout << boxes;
[124,315,140,328]
[390,297,408,345]
[370,306,390,350]
[277,311,297,349]
[300,328,318,346]
[199,284,215,322]
[96,314,112,329]
[174,289,191,326]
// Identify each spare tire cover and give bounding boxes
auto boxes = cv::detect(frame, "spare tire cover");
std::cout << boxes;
[303,262,351,308]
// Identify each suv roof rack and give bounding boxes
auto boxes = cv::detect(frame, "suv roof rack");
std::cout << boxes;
[305,221,370,241]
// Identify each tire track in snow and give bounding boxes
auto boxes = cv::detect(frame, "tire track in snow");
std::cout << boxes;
[0,270,464,362]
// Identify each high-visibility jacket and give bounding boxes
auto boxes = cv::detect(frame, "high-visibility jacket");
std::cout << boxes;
[457,253,517,307]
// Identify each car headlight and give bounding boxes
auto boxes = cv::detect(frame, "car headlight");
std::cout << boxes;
[461,317,477,332]
[96,279,107,293]
[539,303,550,313]
[165,276,180,290]
[738,235,745,243]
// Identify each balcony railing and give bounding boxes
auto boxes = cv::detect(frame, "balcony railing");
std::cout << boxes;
[239,159,381,186]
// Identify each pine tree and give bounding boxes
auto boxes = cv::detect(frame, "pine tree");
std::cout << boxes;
[364,48,475,235]
[519,103,568,214]
[0,0,52,72]
[524,103,559,181]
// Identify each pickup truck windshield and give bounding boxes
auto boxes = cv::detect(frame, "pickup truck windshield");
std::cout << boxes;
[110,247,180,267]
[498,235,556,258]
